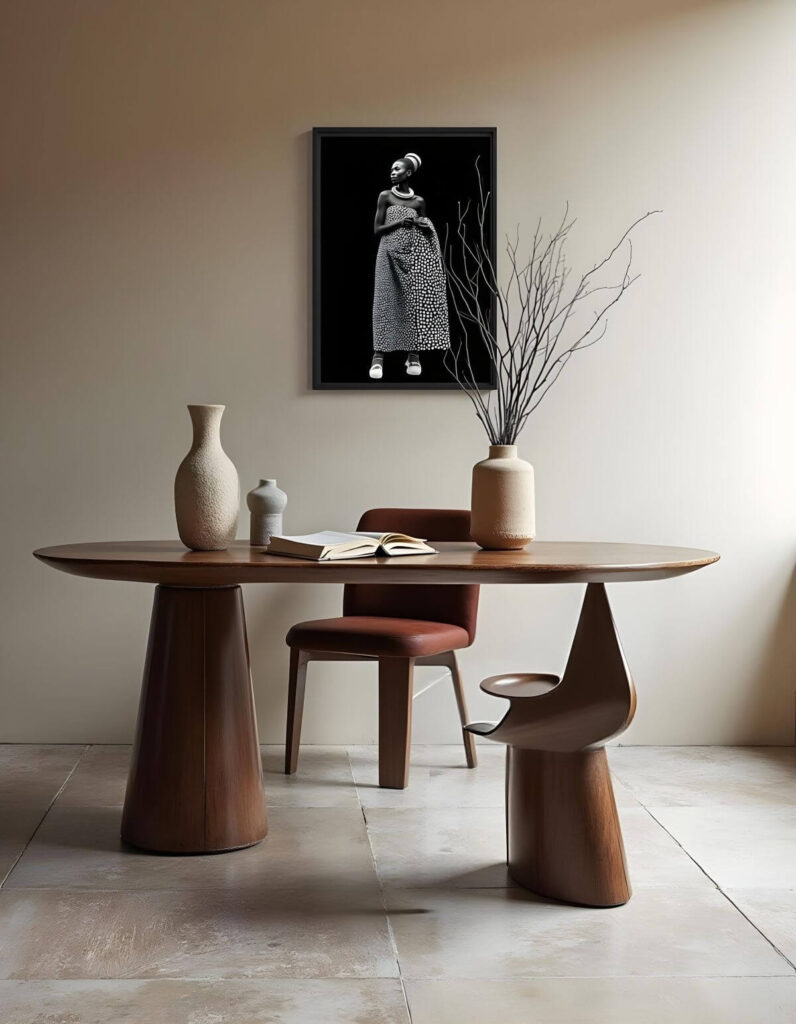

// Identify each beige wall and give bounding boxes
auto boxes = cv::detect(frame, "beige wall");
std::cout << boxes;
[2,0,794,744]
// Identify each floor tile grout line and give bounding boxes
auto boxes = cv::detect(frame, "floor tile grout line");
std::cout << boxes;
[0,973,792,985]
[718,890,796,975]
[632,744,796,754]
[348,747,413,1023]
[642,804,796,975]
[371,846,414,1023]
[637,806,721,889]
[388,972,796,981]
[2,880,724,896]
[356,972,796,982]
[346,745,507,811]
[0,743,91,889]
[0,883,412,896]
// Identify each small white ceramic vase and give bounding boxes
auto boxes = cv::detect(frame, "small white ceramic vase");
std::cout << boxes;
[247,479,287,546]
[470,444,535,550]
[174,404,240,551]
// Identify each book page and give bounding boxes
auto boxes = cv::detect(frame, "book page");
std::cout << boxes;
[354,532,426,544]
[380,541,437,556]
[272,531,361,546]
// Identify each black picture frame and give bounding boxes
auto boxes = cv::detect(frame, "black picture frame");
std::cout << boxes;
[312,126,497,390]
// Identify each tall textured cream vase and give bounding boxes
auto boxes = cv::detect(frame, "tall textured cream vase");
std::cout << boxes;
[174,405,240,551]
[470,445,535,550]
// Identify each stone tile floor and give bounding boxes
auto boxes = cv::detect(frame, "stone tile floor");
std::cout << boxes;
[0,744,794,1022]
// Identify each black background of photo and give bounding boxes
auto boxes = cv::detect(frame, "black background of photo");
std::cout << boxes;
[313,128,496,389]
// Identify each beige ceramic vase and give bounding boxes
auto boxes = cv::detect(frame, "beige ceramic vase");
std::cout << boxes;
[470,445,535,550]
[174,404,240,551]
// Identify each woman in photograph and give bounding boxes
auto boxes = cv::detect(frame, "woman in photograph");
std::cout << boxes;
[370,152,450,379]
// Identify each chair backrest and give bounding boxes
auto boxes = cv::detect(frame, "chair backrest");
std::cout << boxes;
[343,508,479,643]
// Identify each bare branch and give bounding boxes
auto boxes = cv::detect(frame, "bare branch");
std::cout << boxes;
[444,165,658,444]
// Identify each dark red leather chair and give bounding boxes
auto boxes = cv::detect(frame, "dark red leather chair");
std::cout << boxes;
[284,508,480,788]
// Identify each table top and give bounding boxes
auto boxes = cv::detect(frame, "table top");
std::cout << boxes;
[34,540,719,587]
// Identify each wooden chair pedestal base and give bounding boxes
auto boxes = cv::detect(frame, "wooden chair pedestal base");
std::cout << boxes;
[121,585,267,854]
[506,747,630,907]
[467,583,636,908]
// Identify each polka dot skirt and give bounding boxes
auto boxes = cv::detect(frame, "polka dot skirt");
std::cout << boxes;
[372,204,451,353]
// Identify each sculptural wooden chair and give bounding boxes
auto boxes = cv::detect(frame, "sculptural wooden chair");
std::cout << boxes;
[284,508,479,788]
[467,583,637,907]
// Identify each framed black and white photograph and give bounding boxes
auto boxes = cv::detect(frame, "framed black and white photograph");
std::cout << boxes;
[312,127,497,390]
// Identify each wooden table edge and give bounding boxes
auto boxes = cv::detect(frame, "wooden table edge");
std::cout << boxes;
[33,546,720,586]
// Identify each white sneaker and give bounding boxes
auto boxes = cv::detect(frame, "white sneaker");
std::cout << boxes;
[405,355,421,376]
[369,356,383,380]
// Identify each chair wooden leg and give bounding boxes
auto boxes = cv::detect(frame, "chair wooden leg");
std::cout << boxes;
[444,651,477,768]
[378,657,414,789]
[285,649,309,775]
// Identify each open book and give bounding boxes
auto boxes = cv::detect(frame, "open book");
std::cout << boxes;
[266,531,437,561]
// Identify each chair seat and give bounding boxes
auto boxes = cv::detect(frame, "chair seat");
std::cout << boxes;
[286,616,471,659]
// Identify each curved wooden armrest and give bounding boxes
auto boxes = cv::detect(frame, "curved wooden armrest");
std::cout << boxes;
[473,584,636,752]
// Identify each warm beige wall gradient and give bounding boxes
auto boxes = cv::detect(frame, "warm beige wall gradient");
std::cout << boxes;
[1,0,794,743]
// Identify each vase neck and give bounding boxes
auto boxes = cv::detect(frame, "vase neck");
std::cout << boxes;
[188,404,224,448]
[489,444,518,459]
[259,479,277,488]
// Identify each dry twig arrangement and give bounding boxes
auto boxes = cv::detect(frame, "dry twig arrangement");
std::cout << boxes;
[445,165,659,444]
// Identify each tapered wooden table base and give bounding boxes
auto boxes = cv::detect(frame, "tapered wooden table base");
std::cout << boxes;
[120,585,267,853]
[506,747,630,907]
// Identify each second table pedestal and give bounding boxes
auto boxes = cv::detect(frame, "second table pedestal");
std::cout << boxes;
[121,584,267,853]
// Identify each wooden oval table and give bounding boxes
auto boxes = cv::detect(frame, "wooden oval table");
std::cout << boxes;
[33,540,718,884]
